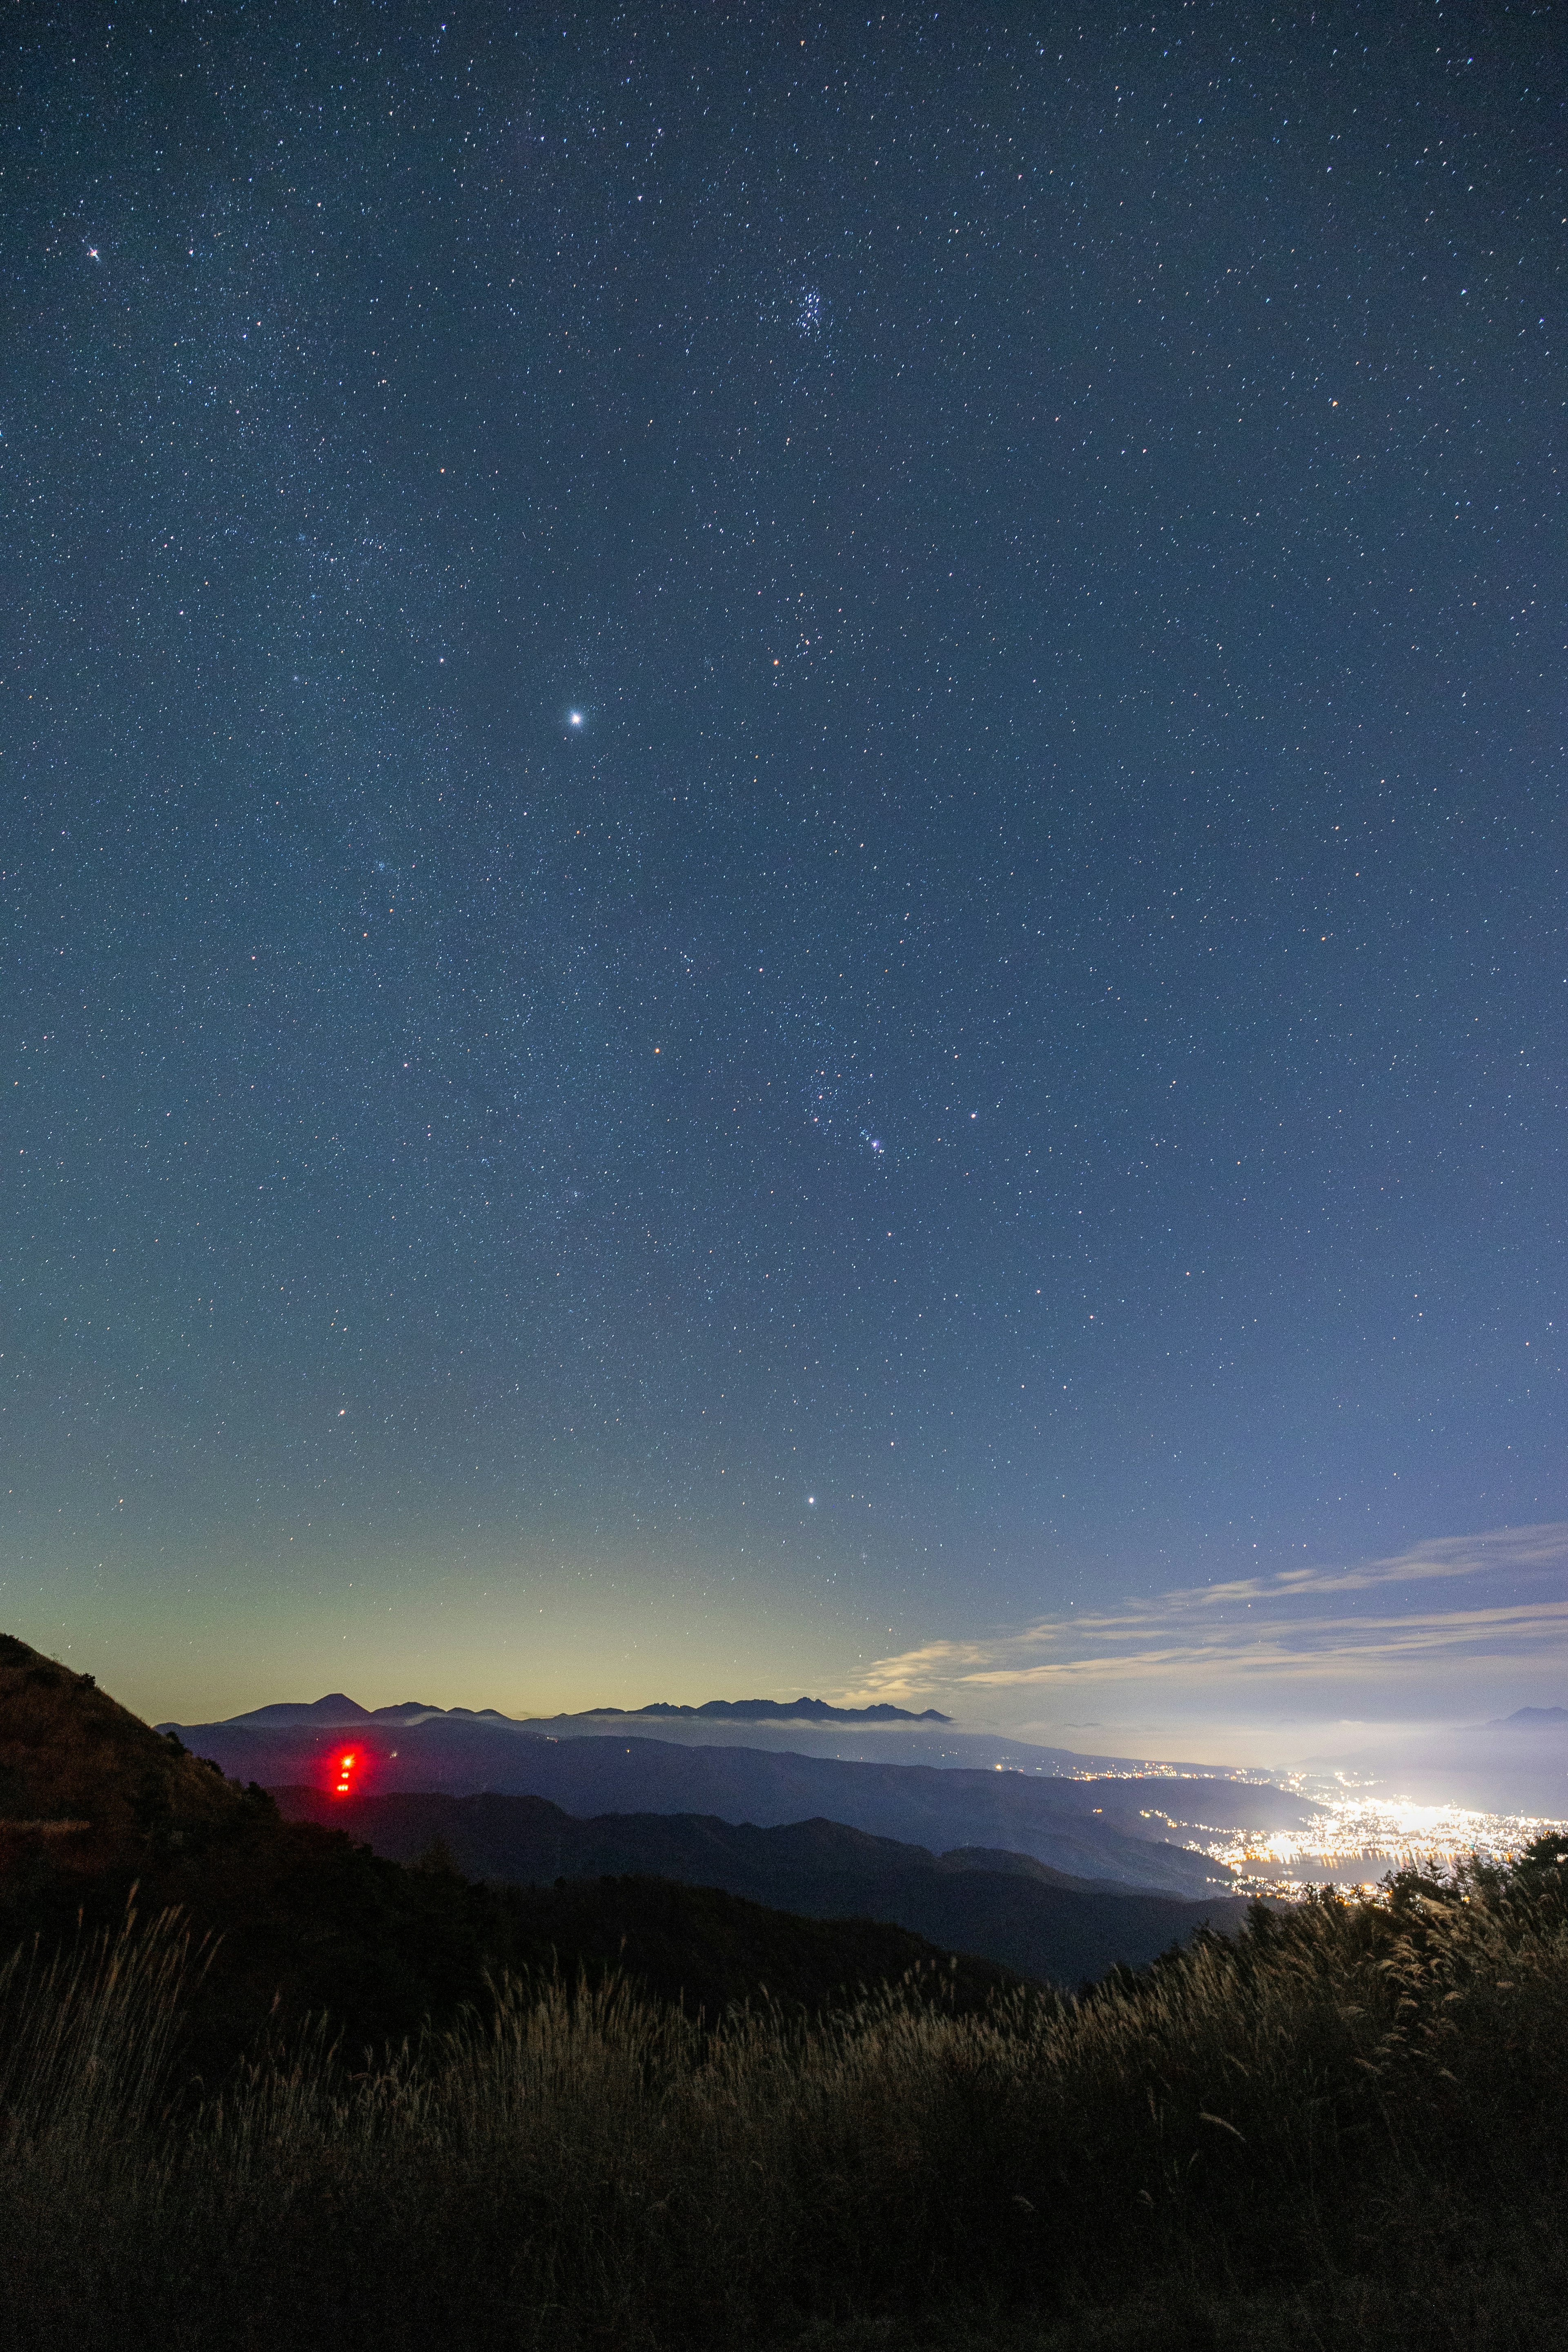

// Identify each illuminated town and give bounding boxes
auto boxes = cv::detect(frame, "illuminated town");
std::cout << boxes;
[1160,1784,1568,1898]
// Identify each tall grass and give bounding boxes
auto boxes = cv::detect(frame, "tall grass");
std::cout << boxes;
[3,1851,1567,2350]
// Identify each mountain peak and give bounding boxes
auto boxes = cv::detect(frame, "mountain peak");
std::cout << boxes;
[581,1697,952,1726]
[222,1694,374,1726]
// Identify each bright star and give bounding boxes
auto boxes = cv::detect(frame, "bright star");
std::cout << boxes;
[568,710,584,727]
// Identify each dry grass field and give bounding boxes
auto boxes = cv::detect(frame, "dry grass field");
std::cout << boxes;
[2,1838,1567,2351]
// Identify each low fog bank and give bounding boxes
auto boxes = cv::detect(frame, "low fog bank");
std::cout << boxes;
[993,1707,1564,1815]
[1297,1712,1568,1820]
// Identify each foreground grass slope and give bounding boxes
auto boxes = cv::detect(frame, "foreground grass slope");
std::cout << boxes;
[4,1840,1568,2351]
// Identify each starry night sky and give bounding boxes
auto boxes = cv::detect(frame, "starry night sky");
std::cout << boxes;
[3,4,1564,1736]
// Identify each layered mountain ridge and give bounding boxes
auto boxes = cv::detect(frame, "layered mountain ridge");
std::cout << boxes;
[219,1693,951,1727]
[276,1784,1254,1987]
[162,1706,1323,1895]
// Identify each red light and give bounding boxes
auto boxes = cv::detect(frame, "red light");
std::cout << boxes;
[334,1750,356,1797]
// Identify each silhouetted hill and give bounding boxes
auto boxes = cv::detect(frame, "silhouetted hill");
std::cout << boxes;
[276,1787,1255,1984]
[232,1694,519,1726]
[0,1630,247,1841]
[429,1871,1022,2020]
[165,1712,1256,1892]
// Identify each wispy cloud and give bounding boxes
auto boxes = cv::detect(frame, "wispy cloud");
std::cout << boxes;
[850,1524,1568,1704]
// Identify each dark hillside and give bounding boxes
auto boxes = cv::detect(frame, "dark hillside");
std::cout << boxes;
[464,1871,1020,2018]
[0,1630,244,1844]
[277,1786,1254,1984]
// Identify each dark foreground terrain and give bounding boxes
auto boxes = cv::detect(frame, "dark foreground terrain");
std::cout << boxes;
[7,1635,1568,2350]
[7,1831,1568,2351]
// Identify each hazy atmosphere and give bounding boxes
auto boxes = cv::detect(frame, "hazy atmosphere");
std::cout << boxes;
[4,3,1563,1772]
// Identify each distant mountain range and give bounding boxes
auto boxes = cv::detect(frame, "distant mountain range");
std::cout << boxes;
[160,1708,1322,1894]
[220,1693,950,1727]
[275,1785,1254,1987]
[195,1689,1265,1783]
[581,1697,954,1724]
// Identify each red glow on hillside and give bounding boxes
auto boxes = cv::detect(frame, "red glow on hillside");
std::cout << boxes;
[333,1750,357,1797]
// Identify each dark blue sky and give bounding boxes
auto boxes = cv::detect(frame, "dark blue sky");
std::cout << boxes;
[3,2,1564,1731]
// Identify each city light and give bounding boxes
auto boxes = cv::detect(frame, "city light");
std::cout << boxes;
[1183,1789,1568,1898]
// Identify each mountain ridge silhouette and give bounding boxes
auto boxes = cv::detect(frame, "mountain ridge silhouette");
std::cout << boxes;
[217,1692,950,1727]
